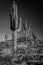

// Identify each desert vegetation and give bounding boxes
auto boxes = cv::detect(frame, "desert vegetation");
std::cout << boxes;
[0,34,43,65]
[0,1,43,65]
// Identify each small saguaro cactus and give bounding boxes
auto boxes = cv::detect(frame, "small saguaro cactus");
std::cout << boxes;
[28,24,31,36]
[5,32,8,47]
[23,21,31,44]
[32,32,36,40]
[5,32,8,41]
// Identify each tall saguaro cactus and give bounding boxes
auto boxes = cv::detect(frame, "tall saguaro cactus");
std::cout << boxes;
[13,1,18,51]
[9,1,22,53]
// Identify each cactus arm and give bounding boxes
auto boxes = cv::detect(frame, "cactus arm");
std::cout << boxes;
[17,17,22,32]
[9,14,13,30]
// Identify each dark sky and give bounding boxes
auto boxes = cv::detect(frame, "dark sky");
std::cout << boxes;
[0,0,43,41]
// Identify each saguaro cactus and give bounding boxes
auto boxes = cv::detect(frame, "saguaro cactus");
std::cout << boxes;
[23,21,27,44]
[9,1,22,53]
[5,32,8,44]
[23,21,31,44]
[13,1,18,51]
[5,33,8,40]
[32,32,36,40]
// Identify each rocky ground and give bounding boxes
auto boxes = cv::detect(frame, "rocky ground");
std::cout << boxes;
[0,37,43,65]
